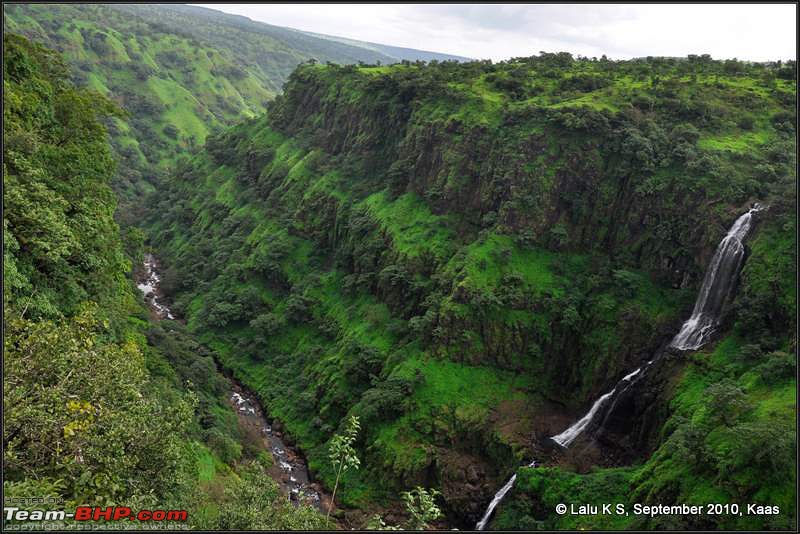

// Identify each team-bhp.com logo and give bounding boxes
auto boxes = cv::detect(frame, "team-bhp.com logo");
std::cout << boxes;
[5,506,188,522]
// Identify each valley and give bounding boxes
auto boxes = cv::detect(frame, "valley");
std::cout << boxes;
[136,254,333,515]
[141,56,795,529]
[2,4,796,532]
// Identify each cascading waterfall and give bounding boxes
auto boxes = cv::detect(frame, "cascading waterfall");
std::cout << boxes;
[550,370,639,448]
[669,204,762,350]
[474,204,762,530]
[553,204,762,448]
[475,461,536,531]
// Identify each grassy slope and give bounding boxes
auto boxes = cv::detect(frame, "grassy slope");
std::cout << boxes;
[2,3,461,211]
[3,3,272,206]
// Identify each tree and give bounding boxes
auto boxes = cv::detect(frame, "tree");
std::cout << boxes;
[402,486,443,530]
[249,312,284,337]
[210,463,325,530]
[366,487,443,530]
[366,515,402,530]
[704,379,751,427]
[3,33,126,318]
[3,308,194,506]
[714,420,795,486]
[326,415,361,527]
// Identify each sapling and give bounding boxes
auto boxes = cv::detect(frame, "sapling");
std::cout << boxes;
[326,415,361,527]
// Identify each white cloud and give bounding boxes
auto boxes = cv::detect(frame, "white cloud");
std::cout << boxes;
[192,3,796,62]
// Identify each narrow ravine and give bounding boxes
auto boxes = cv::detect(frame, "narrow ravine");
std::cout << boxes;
[475,204,764,530]
[135,253,332,514]
[227,382,332,512]
[136,253,174,320]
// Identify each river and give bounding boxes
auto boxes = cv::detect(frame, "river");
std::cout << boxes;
[136,253,332,514]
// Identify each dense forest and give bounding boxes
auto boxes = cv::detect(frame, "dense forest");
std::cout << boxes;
[146,53,796,529]
[2,4,797,532]
[3,33,325,530]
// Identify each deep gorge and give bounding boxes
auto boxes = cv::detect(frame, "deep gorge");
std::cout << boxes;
[3,8,797,531]
[144,59,796,528]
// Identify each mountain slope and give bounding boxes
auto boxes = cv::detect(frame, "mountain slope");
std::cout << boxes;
[302,30,470,62]
[3,3,463,215]
[143,55,795,527]
[2,34,328,530]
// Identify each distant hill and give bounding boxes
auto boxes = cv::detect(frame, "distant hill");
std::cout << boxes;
[300,30,471,63]
[2,3,465,211]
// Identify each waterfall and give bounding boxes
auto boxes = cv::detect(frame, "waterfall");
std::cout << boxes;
[669,204,762,350]
[474,205,762,530]
[475,461,536,531]
[551,370,639,448]
[552,204,763,448]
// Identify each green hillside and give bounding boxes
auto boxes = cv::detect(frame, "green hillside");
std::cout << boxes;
[2,3,464,218]
[2,34,327,530]
[144,55,796,527]
[3,5,796,531]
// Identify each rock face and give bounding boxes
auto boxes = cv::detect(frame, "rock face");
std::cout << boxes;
[271,65,741,288]
[593,350,682,460]
[437,450,503,527]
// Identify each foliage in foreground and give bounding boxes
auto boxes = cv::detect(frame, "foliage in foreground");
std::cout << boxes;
[368,487,444,530]
[328,415,362,526]
[2,34,327,530]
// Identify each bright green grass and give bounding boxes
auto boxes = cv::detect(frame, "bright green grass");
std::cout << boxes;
[362,190,455,259]
[147,77,210,143]
[194,441,216,482]
[549,92,621,112]
[698,129,771,153]
[452,233,568,296]
[743,221,797,316]
[312,271,396,352]
[392,352,536,410]
[213,176,238,207]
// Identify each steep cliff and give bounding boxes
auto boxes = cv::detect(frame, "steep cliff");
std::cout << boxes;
[3,3,465,215]
[145,55,796,526]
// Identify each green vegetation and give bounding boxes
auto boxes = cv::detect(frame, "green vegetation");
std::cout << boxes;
[327,415,362,526]
[3,31,189,511]
[368,487,444,530]
[3,3,463,217]
[191,464,325,530]
[3,34,323,530]
[145,51,795,528]
[494,175,797,530]
[495,329,796,530]
[3,7,796,530]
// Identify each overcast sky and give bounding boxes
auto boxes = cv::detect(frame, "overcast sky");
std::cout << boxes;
[193,4,796,62]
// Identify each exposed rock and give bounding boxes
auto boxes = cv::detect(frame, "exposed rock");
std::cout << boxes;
[437,449,502,527]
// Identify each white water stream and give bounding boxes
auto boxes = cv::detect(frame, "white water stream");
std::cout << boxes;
[136,254,330,512]
[669,204,762,350]
[474,461,536,530]
[475,205,763,530]
[137,253,174,319]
